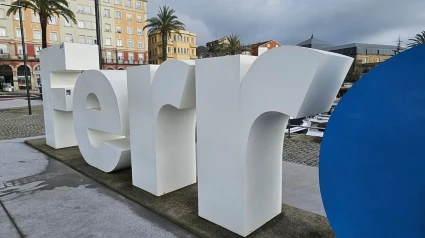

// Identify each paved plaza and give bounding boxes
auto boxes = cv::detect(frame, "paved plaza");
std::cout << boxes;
[0,100,326,237]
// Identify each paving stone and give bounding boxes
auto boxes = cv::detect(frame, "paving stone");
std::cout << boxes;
[0,105,44,140]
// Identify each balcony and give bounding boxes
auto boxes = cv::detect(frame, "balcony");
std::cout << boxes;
[0,54,39,62]
[190,43,197,48]
[0,53,11,59]
[190,55,197,60]
[102,58,142,65]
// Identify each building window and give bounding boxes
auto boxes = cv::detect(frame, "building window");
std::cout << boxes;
[126,0,131,7]
[128,53,134,63]
[105,38,112,45]
[115,0,120,4]
[377,50,380,54]
[34,30,42,40]
[116,25,122,33]
[137,28,142,35]
[32,12,39,23]
[14,14,19,20]
[105,24,111,32]
[15,28,21,38]
[34,46,42,56]
[136,1,142,8]
[0,9,5,18]
[0,44,8,54]
[64,19,71,27]
[78,20,84,28]
[138,54,144,63]
[137,15,142,23]
[85,21,92,29]
[79,35,85,44]
[191,38,194,44]
[49,16,56,24]
[104,9,110,17]
[84,6,91,14]
[77,4,84,13]
[104,0,110,2]
[87,36,93,44]
[174,35,176,41]
[127,26,133,34]
[138,41,143,49]
[192,49,194,55]
[117,39,123,47]
[92,22,96,30]
[174,47,176,53]
[50,32,58,41]
[184,48,186,54]
[168,47,170,53]
[115,10,121,19]
[126,13,132,21]
[128,40,133,48]
[65,33,73,42]
[0,27,6,37]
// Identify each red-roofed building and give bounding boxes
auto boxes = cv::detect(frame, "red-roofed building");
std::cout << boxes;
[249,40,282,56]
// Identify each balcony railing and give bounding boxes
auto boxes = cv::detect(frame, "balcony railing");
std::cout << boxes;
[102,58,143,65]
[190,43,197,48]
[0,53,11,59]
[0,53,39,61]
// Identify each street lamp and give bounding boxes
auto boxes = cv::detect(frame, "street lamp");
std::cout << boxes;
[93,0,102,69]
[1,1,32,115]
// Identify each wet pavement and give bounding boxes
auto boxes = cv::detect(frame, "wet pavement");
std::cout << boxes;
[0,137,195,238]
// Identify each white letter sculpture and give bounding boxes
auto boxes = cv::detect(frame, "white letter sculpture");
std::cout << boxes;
[73,70,131,172]
[127,60,196,196]
[196,46,353,236]
[40,42,99,149]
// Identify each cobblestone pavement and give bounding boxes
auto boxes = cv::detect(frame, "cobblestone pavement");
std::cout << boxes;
[0,105,45,140]
[283,137,320,167]
[0,105,320,167]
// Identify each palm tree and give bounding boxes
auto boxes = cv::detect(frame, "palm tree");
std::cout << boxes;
[144,6,185,62]
[219,34,251,56]
[6,0,76,49]
[407,31,425,48]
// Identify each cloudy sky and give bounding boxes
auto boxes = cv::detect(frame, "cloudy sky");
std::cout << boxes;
[147,0,425,47]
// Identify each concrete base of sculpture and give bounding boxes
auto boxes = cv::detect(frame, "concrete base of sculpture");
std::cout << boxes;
[25,137,333,238]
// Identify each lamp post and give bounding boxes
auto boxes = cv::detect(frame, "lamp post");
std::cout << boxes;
[1,1,32,115]
[93,0,102,69]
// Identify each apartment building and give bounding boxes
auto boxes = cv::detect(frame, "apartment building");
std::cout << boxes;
[100,0,148,69]
[148,30,197,65]
[0,0,148,91]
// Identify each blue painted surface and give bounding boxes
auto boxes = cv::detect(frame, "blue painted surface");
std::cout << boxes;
[319,44,425,238]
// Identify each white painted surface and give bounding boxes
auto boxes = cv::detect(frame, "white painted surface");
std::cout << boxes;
[196,46,353,236]
[258,46,268,56]
[127,60,197,196]
[40,42,99,149]
[73,70,130,172]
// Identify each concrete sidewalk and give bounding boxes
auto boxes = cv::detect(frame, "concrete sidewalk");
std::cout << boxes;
[0,137,195,238]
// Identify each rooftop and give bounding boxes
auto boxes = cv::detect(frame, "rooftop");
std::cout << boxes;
[324,43,398,51]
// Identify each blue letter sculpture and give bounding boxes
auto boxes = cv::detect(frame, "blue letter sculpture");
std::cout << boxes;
[320,43,425,238]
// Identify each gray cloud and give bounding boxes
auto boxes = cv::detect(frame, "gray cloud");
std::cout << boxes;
[147,0,425,47]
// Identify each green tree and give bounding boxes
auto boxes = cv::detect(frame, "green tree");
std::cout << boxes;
[219,34,251,55]
[407,31,425,48]
[144,6,185,62]
[7,0,76,49]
